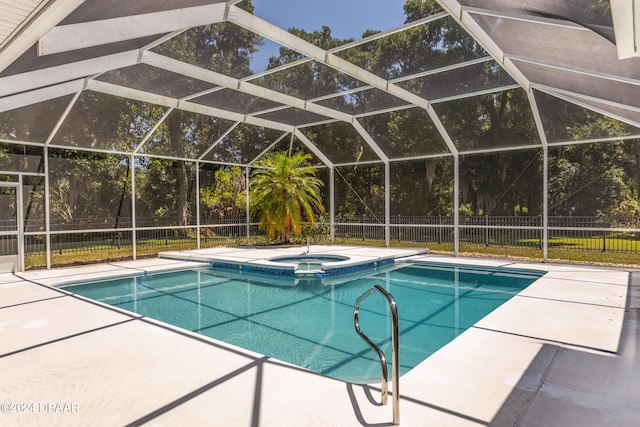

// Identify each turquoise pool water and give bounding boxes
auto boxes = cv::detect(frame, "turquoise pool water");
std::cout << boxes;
[62,261,544,383]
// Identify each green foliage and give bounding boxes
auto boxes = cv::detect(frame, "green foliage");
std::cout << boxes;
[250,151,325,242]
[200,166,246,219]
[548,141,629,216]
[47,149,132,227]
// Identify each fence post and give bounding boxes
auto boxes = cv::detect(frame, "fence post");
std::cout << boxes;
[602,231,606,252]
[485,215,489,247]
[539,215,543,250]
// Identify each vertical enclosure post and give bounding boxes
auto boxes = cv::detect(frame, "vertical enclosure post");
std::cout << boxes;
[454,155,460,256]
[246,166,250,245]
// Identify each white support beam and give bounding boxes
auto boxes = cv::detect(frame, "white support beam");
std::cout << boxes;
[87,79,178,109]
[527,87,549,150]
[385,161,390,247]
[242,115,295,133]
[428,84,521,105]
[293,129,334,168]
[454,154,460,256]
[134,108,175,154]
[506,53,640,89]
[438,0,531,91]
[535,84,640,130]
[38,3,227,56]
[350,119,390,163]
[542,146,549,262]
[458,143,543,156]
[459,5,593,31]
[425,103,459,157]
[610,0,640,59]
[227,6,326,62]
[86,79,295,133]
[248,132,289,165]
[245,165,250,244]
[0,49,140,97]
[44,90,82,146]
[0,0,86,73]
[328,12,449,55]
[330,166,335,243]
[143,51,355,123]
[0,79,84,112]
[228,5,460,157]
[197,122,240,161]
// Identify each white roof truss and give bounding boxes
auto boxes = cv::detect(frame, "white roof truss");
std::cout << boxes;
[37,3,228,56]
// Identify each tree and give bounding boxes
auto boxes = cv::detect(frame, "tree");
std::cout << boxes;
[200,166,246,221]
[131,1,260,227]
[250,151,324,242]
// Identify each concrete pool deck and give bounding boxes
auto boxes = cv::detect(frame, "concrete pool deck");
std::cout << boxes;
[0,246,638,426]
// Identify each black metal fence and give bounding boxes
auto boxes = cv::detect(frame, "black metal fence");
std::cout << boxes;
[335,215,640,253]
[17,215,640,269]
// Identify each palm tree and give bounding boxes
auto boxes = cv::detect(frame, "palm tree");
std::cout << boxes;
[250,151,325,242]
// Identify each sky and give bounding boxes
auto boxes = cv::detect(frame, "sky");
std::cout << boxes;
[248,0,407,72]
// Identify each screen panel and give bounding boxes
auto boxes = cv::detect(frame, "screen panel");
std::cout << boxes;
[0,96,73,144]
[48,149,132,230]
[434,88,541,152]
[357,107,450,159]
[301,122,381,164]
[534,90,640,143]
[51,91,167,152]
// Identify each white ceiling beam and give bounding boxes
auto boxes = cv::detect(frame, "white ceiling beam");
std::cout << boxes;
[133,107,175,154]
[87,79,178,109]
[44,90,81,146]
[350,119,389,163]
[242,115,294,132]
[506,53,640,88]
[527,87,549,150]
[327,12,449,54]
[0,78,83,112]
[38,3,227,56]
[0,0,86,73]
[293,129,334,167]
[388,152,453,163]
[197,122,240,161]
[610,0,640,59]
[459,143,543,156]
[143,51,355,123]
[247,131,289,165]
[534,84,640,129]
[438,0,531,90]
[228,6,459,156]
[537,84,640,115]
[459,5,592,31]
[86,79,295,133]
[429,84,521,105]
[227,6,327,62]
[0,49,140,97]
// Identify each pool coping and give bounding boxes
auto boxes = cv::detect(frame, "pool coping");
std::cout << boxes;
[1,246,638,426]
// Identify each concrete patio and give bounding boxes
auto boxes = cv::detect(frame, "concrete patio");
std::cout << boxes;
[0,248,638,426]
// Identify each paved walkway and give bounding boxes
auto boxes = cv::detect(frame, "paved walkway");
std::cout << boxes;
[0,248,637,426]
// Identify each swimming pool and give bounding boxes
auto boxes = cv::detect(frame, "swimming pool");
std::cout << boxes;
[62,261,544,383]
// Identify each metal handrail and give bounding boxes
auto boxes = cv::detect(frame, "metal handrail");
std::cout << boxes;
[354,284,400,425]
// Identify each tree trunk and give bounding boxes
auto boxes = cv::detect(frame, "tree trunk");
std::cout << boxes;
[167,113,189,229]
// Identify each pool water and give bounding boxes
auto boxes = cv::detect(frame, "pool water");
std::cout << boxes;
[63,262,544,383]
